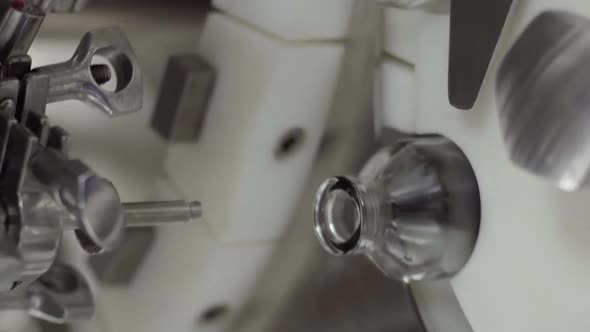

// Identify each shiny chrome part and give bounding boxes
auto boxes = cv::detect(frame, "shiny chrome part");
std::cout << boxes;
[13,181,63,288]
[0,2,45,63]
[496,11,590,191]
[0,113,201,285]
[448,0,512,110]
[30,148,124,254]
[85,200,201,285]
[0,0,199,296]
[314,136,480,282]
[31,149,202,253]
[59,200,201,228]
[122,200,202,227]
[28,263,93,324]
[33,27,143,116]
[0,263,94,324]
[0,117,200,286]
[3,125,62,289]
[19,73,50,123]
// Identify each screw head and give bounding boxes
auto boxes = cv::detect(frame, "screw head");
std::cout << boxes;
[58,160,124,254]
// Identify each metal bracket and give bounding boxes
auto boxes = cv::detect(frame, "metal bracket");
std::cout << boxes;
[33,27,143,116]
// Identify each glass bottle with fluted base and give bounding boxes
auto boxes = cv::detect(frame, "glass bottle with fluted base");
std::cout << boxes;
[313,136,480,283]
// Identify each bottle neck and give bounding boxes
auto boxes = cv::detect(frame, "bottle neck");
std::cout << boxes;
[313,176,385,256]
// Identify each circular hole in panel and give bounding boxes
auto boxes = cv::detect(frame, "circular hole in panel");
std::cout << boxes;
[198,304,230,326]
[274,127,305,160]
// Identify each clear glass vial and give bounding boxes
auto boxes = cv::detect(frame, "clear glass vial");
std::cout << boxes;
[313,136,480,282]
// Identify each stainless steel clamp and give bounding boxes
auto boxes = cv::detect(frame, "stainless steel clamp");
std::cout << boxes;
[0,1,201,322]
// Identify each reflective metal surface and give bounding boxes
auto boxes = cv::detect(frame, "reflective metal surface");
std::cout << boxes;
[0,263,93,324]
[448,0,513,110]
[31,149,125,254]
[33,149,201,254]
[0,10,199,289]
[0,2,44,63]
[314,136,480,282]
[34,27,143,116]
[122,200,202,227]
[27,263,93,324]
[496,10,590,191]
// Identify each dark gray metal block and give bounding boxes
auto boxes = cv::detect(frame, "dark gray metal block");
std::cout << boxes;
[151,55,215,142]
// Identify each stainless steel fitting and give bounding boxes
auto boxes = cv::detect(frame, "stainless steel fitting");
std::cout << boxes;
[0,5,201,298]
[0,263,94,324]
[33,27,143,116]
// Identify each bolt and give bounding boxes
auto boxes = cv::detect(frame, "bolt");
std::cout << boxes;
[90,64,111,85]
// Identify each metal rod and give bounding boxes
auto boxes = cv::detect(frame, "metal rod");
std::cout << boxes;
[122,200,202,227]
[60,200,201,230]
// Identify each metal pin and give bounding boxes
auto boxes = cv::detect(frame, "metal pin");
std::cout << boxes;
[60,200,201,230]
[122,200,202,227]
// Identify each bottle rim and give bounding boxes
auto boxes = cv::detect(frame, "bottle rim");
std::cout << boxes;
[313,176,366,256]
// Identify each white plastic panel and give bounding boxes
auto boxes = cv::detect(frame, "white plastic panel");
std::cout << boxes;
[383,7,434,64]
[164,14,344,243]
[68,232,274,332]
[375,57,416,133]
[213,0,354,41]
[0,312,39,332]
[381,1,590,331]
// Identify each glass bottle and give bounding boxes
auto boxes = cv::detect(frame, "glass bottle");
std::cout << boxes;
[313,136,480,283]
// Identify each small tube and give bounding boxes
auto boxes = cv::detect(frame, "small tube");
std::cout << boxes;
[122,200,202,227]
